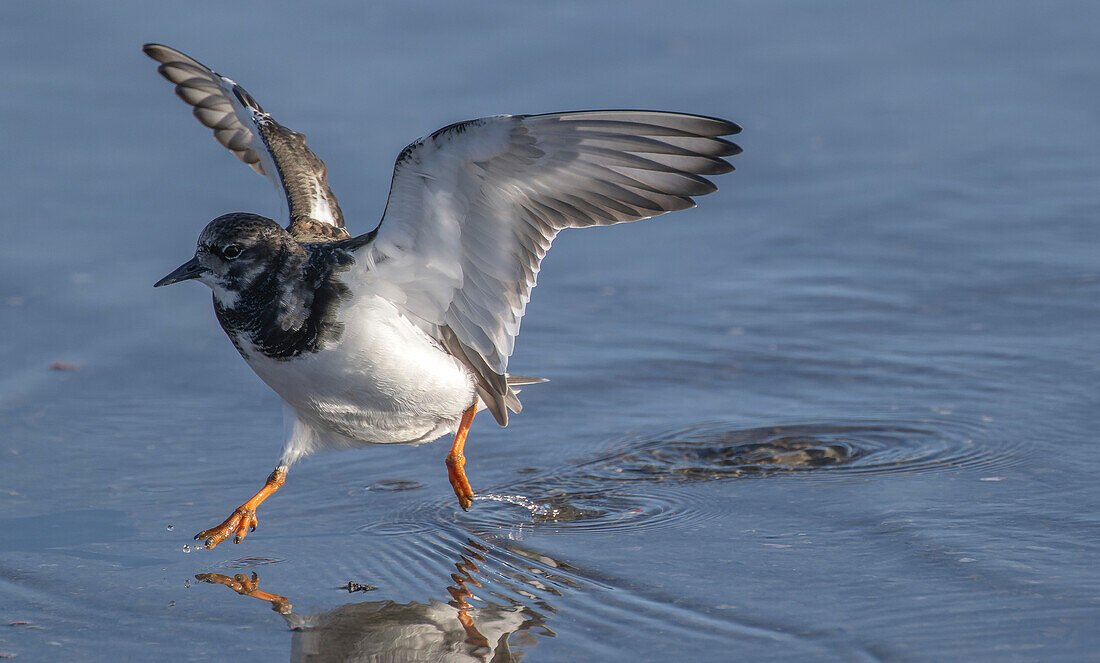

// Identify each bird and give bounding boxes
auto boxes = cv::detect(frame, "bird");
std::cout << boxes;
[144,43,740,549]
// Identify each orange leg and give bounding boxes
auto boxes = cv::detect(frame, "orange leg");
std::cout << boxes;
[446,403,479,510]
[195,467,286,549]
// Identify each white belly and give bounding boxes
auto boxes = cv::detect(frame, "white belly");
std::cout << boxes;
[241,294,477,446]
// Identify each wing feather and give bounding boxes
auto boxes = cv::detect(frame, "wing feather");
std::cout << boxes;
[143,43,347,241]
[353,111,740,425]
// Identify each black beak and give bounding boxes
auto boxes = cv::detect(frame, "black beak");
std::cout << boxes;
[154,256,207,287]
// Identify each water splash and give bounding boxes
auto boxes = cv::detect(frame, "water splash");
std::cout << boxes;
[475,493,561,517]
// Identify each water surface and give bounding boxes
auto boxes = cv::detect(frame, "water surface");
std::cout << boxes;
[1,2,1098,661]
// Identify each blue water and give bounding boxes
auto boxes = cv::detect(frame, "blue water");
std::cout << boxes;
[1,2,1098,661]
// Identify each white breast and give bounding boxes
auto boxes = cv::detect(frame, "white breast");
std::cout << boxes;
[240,293,477,447]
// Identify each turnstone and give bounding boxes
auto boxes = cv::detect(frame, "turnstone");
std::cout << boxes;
[145,43,741,549]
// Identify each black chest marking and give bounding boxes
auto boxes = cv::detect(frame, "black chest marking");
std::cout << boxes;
[214,244,356,360]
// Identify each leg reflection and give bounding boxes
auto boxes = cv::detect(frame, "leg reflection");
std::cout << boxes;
[447,540,490,649]
[193,538,557,662]
[195,571,292,614]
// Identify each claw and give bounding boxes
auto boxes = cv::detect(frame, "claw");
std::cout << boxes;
[195,468,286,549]
[194,507,257,548]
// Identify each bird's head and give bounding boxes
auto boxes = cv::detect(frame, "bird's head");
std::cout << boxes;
[154,213,294,306]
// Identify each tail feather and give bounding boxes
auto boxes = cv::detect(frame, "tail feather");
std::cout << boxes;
[491,373,548,422]
[506,374,549,386]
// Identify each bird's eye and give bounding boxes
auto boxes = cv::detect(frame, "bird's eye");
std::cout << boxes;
[222,244,243,260]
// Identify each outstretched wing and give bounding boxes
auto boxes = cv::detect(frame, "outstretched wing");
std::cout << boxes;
[355,111,741,424]
[143,43,347,241]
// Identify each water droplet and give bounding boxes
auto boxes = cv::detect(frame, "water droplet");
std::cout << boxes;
[182,544,191,553]
[166,524,174,531]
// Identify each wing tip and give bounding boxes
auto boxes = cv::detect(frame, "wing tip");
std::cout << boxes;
[722,120,744,136]
[721,139,744,156]
[711,159,736,175]
[142,42,185,65]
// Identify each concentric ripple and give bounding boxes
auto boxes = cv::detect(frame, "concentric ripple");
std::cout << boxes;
[579,418,1025,483]
[470,484,719,534]
[364,417,1024,537]
[218,556,283,570]
[235,524,839,661]
[355,519,437,536]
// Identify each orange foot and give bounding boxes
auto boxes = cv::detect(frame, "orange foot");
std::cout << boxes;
[195,572,292,614]
[195,507,258,549]
[195,468,286,549]
[446,404,478,510]
[446,454,475,511]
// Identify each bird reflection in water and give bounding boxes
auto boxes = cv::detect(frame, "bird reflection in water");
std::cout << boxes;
[196,539,555,662]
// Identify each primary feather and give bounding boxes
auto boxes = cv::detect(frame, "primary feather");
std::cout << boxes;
[143,43,346,240]
[355,112,741,423]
